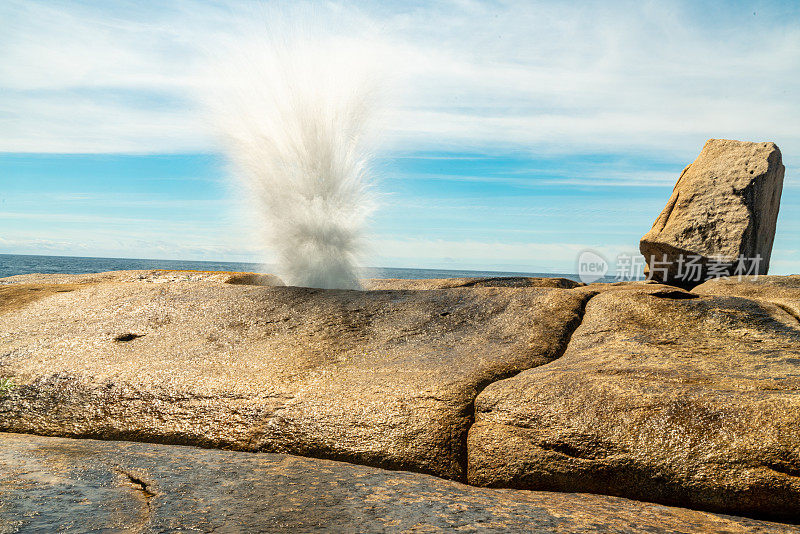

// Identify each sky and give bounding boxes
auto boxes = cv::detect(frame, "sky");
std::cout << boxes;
[1,0,799,274]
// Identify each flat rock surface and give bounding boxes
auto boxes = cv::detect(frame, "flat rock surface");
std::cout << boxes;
[0,269,284,287]
[0,270,590,480]
[364,276,583,290]
[469,289,800,520]
[695,275,800,319]
[2,432,796,534]
[5,270,798,521]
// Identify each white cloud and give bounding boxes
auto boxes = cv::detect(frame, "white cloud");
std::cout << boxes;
[1,0,799,175]
[370,236,635,273]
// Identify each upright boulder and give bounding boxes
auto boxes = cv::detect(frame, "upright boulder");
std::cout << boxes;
[640,139,784,288]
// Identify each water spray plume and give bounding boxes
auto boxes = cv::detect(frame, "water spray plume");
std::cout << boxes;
[206,31,380,289]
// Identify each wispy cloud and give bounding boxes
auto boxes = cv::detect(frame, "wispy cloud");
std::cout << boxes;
[2,0,799,170]
[2,1,799,272]
[370,236,638,273]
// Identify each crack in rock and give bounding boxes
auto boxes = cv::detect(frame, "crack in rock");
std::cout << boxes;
[114,465,156,523]
[459,290,596,481]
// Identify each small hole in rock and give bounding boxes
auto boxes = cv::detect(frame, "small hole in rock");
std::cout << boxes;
[440,311,451,317]
[114,333,144,342]
[750,170,754,175]
[650,290,700,300]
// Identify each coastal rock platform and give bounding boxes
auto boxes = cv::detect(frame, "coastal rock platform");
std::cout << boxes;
[2,432,796,533]
[1,270,799,527]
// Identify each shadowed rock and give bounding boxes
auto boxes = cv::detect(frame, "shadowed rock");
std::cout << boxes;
[2,432,796,533]
[695,275,800,321]
[364,276,583,290]
[468,288,800,521]
[640,139,784,288]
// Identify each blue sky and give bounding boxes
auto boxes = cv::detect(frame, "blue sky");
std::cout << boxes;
[1,0,799,273]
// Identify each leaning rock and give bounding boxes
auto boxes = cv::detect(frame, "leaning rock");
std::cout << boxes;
[3,432,797,533]
[0,271,589,480]
[640,139,784,288]
[468,289,800,521]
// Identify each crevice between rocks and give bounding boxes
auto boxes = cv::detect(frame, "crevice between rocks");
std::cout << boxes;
[457,290,597,482]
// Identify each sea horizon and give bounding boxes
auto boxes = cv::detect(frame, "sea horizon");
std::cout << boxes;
[0,252,620,283]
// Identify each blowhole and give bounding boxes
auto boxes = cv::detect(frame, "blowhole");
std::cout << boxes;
[650,290,700,300]
[114,332,144,342]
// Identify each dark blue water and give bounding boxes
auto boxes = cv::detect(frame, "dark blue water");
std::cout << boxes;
[0,253,615,283]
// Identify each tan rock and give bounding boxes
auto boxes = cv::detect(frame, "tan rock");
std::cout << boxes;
[640,139,784,287]
[3,432,796,533]
[0,271,589,480]
[0,269,284,286]
[6,270,798,520]
[695,275,800,320]
[468,289,800,521]
[364,276,582,290]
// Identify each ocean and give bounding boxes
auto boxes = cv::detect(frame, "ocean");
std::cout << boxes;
[0,253,618,284]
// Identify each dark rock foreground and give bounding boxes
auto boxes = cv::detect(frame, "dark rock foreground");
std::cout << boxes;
[2,432,796,533]
[1,270,800,525]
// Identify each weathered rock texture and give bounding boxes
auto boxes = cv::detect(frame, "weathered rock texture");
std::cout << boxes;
[364,276,583,290]
[640,139,784,288]
[469,288,800,521]
[4,270,800,522]
[2,432,796,534]
[0,270,590,480]
[0,269,285,287]
[695,275,800,321]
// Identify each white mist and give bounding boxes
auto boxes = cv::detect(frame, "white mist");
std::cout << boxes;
[205,30,380,289]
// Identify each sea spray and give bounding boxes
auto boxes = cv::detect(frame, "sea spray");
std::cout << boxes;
[205,30,380,289]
